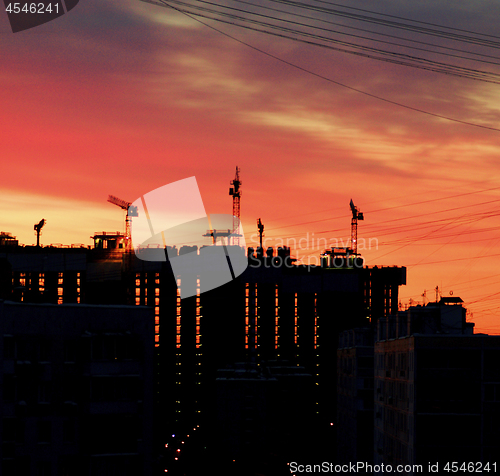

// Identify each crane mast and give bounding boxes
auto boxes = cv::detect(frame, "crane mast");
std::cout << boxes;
[229,166,242,246]
[257,218,264,248]
[349,199,364,255]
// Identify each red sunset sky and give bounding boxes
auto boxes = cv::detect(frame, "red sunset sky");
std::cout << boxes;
[2,0,500,333]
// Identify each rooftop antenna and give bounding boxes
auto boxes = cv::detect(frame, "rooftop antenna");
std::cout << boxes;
[107,195,138,251]
[349,199,364,255]
[34,219,46,247]
[257,218,264,248]
[229,166,241,246]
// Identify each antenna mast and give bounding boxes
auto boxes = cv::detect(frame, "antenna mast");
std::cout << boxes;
[229,166,242,246]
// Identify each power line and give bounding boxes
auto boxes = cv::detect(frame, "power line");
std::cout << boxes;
[142,0,500,132]
[148,0,500,84]
[279,0,500,47]
[234,0,500,64]
[256,181,500,233]
[180,0,500,66]
[261,188,500,237]
[308,0,500,41]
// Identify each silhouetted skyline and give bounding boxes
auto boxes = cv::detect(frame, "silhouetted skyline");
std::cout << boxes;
[2,1,500,334]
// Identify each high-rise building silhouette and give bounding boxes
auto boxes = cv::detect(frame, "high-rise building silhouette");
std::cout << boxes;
[337,327,375,467]
[337,298,500,471]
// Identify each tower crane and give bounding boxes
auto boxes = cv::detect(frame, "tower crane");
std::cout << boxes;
[229,166,242,246]
[34,219,46,247]
[257,218,264,248]
[107,195,139,251]
[349,199,364,255]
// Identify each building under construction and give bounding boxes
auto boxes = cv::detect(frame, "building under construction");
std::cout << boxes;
[0,235,406,470]
[0,172,406,474]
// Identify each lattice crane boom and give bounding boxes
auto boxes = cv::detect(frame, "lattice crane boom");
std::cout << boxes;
[107,195,131,211]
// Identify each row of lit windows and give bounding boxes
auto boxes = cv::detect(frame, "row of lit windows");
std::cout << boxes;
[135,273,162,346]
[195,286,201,348]
[176,280,181,349]
[295,292,299,345]
[15,272,81,304]
[275,285,279,348]
[314,294,319,350]
[244,283,259,351]
[245,283,249,348]
[133,278,321,356]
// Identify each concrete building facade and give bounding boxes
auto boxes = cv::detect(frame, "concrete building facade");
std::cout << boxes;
[374,299,500,468]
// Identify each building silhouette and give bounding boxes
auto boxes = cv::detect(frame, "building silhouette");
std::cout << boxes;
[338,298,500,472]
[337,327,375,467]
[0,300,154,476]
[213,361,314,475]
[1,233,407,473]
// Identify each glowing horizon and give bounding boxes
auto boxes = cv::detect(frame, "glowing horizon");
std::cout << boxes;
[2,0,500,333]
